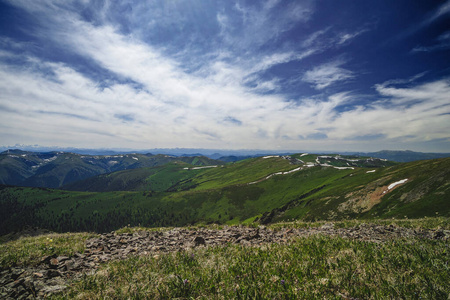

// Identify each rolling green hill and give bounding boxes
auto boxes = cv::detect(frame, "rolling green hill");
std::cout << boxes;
[63,161,207,192]
[63,155,297,192]
[64,154,396,193]
[0,154,448,234]
[0,150,218,188]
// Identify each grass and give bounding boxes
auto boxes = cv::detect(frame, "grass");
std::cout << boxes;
[113,226,173,235]
[115,217,450,233]
[0,219,448,298]
[269,217,450,230]
[187,156,296,191]
[0,232,97,268]
[54,234,449,299]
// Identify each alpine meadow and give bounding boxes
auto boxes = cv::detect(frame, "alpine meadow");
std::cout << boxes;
[1,0,450,299]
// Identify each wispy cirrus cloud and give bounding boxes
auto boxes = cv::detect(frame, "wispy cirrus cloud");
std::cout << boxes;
[397,0,450,42]
[337,29,369,45]
[331,79,450,143]
[218,0,313,51]
[0,0,449,152]
[412,31,450,53]
[301,25,369,52]
[1,48,448,150]
[422,0,450,27]
[302,60,354,90]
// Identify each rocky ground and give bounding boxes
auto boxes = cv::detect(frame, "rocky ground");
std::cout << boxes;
[1,223,449,299]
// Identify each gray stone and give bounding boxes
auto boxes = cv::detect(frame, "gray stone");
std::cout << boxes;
[10,268,25,280]
[193,236,206,246]
[45,269,62,279]
[40,284,67,295]
[49,258,59,269]
[56,256,70,263]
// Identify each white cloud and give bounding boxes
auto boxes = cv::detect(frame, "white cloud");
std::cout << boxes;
[301,28,331,48]
[219,1,313,50]
[337,29,368,45]
[302,60,354,90]
[426,0,450,24]
[1,49,449,151]
[412,31,450,53]
[0,0,449,152]
[330,79,450,142]
[398,0,450,40]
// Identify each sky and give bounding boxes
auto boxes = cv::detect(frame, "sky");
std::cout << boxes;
[0,0,449,153]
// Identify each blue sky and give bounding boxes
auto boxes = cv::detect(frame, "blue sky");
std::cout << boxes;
[0,0,449,152]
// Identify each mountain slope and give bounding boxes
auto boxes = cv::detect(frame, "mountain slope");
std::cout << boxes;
[65,154,395,193]
[0,150,219,188]
[63,155,299,192]
[63,162,207,192]
[356,150,450,162]
[265,157,450,223]
[0,155,448,234]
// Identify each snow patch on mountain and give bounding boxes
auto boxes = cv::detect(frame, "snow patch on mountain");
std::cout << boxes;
[388,179,408,190]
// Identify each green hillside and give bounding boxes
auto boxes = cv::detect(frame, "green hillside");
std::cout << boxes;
[0,150,49,186]
[63,162,207,192]
[268,157,450,223]
[64,154,395,193]
[64,156,297,192]
[0,150,219,188]
[0,155,448,234]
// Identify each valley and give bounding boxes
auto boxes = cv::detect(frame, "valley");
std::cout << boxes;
[0,151,448,234]
[0,150,218,189]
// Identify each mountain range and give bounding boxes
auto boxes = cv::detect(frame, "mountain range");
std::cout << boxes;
[1,151,448,235]
[2,148,449,190]
[0,149,218,188]
[2,147,449,161]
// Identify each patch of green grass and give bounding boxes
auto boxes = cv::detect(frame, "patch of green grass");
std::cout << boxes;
[113,226,172,235]
[55,235,449,299]
[189,157,295,191]
[269,217,450,230]
[290,153,317,163]
[0,232,97,267]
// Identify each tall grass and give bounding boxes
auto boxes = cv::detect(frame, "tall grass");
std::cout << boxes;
[56,235,449,299]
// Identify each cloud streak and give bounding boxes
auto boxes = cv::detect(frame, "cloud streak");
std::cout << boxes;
[302,60,354,90]
[0,0,449,152]
[1,46,448,151]
[412,31,450,53]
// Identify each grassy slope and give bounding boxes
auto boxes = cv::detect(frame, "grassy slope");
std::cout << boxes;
[63,156,296,192]
[0,155,38,185]
[1,219,448,299]
[1,157,449,233]
[58,235,448,299]
[364,158,450,218]
[63,162,205,192]
[23,154,106,188]
[279,157,450,222]
[188,156,295,190]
